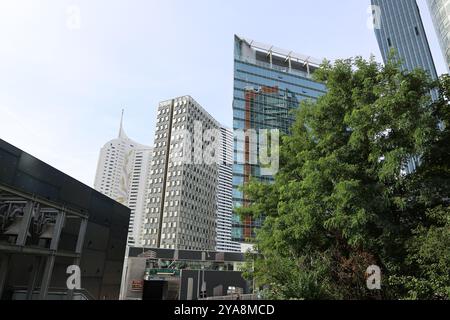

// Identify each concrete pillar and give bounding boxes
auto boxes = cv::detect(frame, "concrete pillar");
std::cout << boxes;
[38,210,63,299]
[119,245,130,300]
[75,218,87,254]
[67,217,87,300]
[187,277,194,300]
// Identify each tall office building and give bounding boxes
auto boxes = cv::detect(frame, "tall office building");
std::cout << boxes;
[427,0,450,70]
[142,96,220,251]
[94,111,153,246]
[216,127,240,252]
[232,35,326,247]
[371,0,439,84]
[372,0,439,172]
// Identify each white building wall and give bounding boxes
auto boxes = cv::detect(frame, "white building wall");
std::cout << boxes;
[94,114,152,246]
[216,127,241,252]
[142,96,219,251]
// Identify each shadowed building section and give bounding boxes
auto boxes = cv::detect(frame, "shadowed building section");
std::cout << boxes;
[121,247,253,300]
[0,139,130,300]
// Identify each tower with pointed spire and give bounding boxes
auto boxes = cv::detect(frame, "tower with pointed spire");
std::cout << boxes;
[118,109,127,139]
[94,110,153,247]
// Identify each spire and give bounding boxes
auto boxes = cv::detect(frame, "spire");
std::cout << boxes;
[118,108,128,139]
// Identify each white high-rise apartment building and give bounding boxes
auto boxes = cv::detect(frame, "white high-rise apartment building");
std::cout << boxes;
[216,127,241,252]
[94,111,153,246]
[142,96,220,251]
[427,0,450,70]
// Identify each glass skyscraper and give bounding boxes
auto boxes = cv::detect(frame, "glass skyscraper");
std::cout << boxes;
[371,0,438,84]
[371,0,440,172]
[232,35,326,246]
[427,0,450,71]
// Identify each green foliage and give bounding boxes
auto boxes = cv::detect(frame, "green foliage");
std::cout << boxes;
[237,57,450,300]
[387,206,450,299]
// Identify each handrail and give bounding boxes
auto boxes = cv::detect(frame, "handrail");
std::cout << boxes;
[200,293,260,301]
[236,55,313,79]
[11,286,96,300]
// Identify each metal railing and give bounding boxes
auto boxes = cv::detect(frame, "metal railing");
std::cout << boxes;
[200,294,260,301]
[10,286,95,300]
[236,55,313,79]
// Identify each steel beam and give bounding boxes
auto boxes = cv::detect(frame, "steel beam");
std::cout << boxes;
[0,243,79,258]
[75,218,88,254]
[50,210,65,251]
[26,256,43,300]
[38,255,55,300]
[0,185,87,219]
[16,200,34,246]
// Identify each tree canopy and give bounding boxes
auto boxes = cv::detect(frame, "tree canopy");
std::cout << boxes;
[237,57,450,300]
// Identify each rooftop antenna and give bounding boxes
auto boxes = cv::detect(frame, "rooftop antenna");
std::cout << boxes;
[119,108,125,138]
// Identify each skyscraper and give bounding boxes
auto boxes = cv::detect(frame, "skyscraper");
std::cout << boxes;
[371,0,439,85]
[216,127,240,252]
[371,0,440,172]
[142,96,220,251]
[232,35,326,248]
[427,0,450,70]
[94,111,153,246]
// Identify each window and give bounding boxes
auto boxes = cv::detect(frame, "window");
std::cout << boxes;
[387,37,392,47]
[415,26,419,36]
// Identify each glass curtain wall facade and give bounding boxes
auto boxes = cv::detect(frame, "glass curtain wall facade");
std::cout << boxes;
[427,0,450,70]
[372,0,439,172]
[232,35,326,244]
[372,0,439,84]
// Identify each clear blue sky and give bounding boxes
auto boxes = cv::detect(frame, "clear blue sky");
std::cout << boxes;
[0,0,447,186]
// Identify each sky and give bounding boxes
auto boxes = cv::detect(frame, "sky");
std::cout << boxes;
[0,0,447,187]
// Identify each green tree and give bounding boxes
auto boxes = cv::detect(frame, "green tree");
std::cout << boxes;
[237,57,450,300]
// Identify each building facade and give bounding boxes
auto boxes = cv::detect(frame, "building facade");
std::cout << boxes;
[372,0,440,172]
[94,112,152,247]
[142,96,220,251]
[216,127,240,252]
[427,0,450,70]
[232,35,326,246]
[121,247,251,300]
[372,0,439,84]
[0,139,129,300]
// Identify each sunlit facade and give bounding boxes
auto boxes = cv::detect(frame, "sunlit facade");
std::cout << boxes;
[372,0,438,84]
[427,0,450,70]
[372,0,439,173]
[232,35,326,246]
[94,111,152,247]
